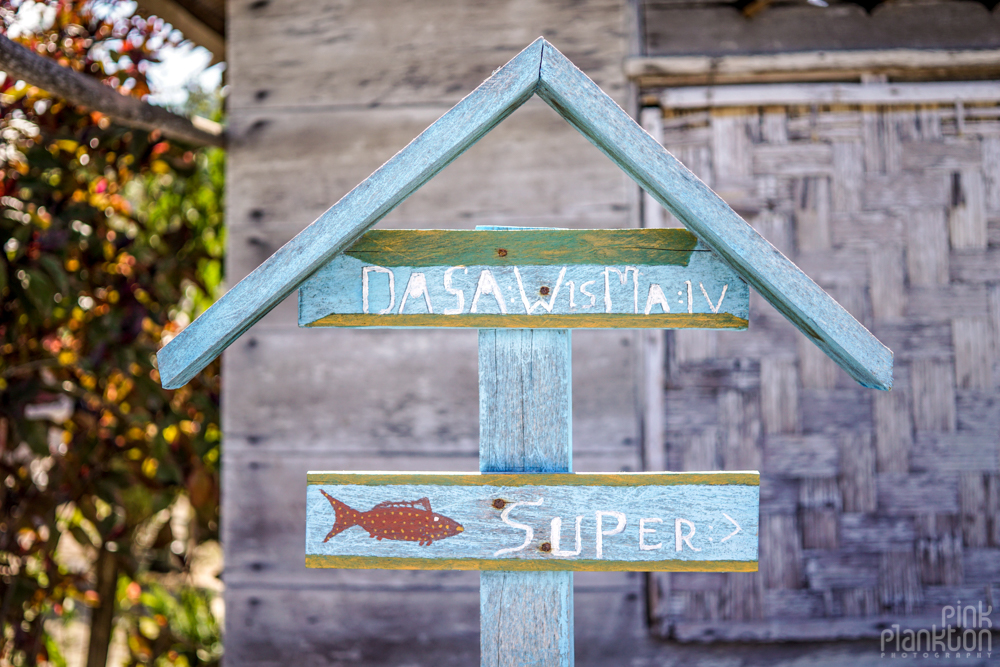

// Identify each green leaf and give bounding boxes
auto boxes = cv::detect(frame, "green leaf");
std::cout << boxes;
[38,254,69,296]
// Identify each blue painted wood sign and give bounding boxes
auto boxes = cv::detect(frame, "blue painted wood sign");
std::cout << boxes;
[155,37,892,392]
[299,229,749,329]
[306,472,759,572]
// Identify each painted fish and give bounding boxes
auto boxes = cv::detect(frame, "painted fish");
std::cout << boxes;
[319,491,464,546]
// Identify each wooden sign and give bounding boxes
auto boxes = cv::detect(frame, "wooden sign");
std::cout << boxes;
[306,472,759,571]
[147,36,895,666]
[298,229,749,329]
[156,38,891,391]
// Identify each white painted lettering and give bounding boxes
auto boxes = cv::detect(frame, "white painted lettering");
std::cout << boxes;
[362,266,395,315]
[398,272,433,314]
[630,267,640,313]
[471,269,508,314]
[550,515,583,557]
[603,267,639,313]
[639,518,663,550]
[675,518,700,552]
[684,280,693,314]
[566,280,577,309]
[442,266,467,315]
[720,512,741,543]
[595,510,626,559]
[579,280,596,308]
[700,282,728,314]
[514,266,566,314]
[644,284,670,315]
[493,498,544,557]
[603,267,622,313]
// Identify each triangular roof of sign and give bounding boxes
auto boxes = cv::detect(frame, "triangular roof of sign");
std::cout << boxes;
[157,38,893,391]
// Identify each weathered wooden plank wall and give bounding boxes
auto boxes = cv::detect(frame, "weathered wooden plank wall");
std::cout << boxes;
[642,0,1000,56]
[223,1,640,664]
[648,95,1000,641]
[224,0,1000,662]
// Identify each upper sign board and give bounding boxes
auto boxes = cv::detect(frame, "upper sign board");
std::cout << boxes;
[305,472,759,572]
[299,229,749,329]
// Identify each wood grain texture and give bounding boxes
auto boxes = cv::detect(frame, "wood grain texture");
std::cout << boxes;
[306,472,761,487]
[228,0,627,111]
[642,1,1000,58]
[480,328,572,667]
[298,229,749,328]
[657,82,1000,110]
[155,39,544,388]
[304,556,759,573]
[222,581,665,667]
[652,88,1000,643]
[303,476,760,569]
[339,229,701,267]
[479,329,572,474]
[535,41,892,390]
[219,328,641,461]
[480,571,572,667]
[306,313,749,330]
[625,48,1000,88]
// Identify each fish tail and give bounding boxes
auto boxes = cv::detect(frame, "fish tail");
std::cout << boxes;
[320,490,362,542]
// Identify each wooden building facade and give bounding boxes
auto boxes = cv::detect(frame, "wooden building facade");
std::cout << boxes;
[221,0,1000,663]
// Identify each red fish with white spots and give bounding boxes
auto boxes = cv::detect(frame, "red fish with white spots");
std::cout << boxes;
[319,491,464,546]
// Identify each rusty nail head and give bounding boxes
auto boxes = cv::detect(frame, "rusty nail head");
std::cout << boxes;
[492,499,506,509]
[540,542,552,552]
[497,248,507,257]
[539,286,550,296]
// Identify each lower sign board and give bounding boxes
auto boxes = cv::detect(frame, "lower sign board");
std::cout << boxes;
[306,472,759,572]
[298,229,749,329]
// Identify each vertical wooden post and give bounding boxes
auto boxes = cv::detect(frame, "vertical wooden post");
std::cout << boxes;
[479,328,573,667]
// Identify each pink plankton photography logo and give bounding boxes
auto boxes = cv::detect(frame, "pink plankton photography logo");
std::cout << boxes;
[881,601,993,659]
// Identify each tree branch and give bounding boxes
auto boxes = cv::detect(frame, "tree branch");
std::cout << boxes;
[134,0,225,66]
[0,34,224,148]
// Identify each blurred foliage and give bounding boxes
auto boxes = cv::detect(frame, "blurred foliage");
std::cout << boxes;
[118,577,222,667]
[0,1,224,665]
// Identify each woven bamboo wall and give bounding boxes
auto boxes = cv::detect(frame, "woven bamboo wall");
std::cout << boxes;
[651,100,1000,641]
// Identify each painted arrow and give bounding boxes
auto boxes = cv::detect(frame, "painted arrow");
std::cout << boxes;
[720,512,742,544]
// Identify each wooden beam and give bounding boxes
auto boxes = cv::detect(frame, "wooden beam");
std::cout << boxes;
[154,38,544,389]
[624,49,1000,88]
[479,329,573,667]
[537,41,892,390]
[0,34,223,148]
[657,81,1000,109]
[740,0,776,19]
[134,0,225,65]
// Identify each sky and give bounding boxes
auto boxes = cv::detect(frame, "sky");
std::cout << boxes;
[145,42,224,108]
[7,0,224,109]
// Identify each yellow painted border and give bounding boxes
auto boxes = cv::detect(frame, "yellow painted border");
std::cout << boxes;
[342,228,700,267]
[306,313,749,329]
[305,555,758,572]
[306,471,760,486]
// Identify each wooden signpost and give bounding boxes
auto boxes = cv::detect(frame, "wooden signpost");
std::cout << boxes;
[154,37,892,667]
[298,228,759,664]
